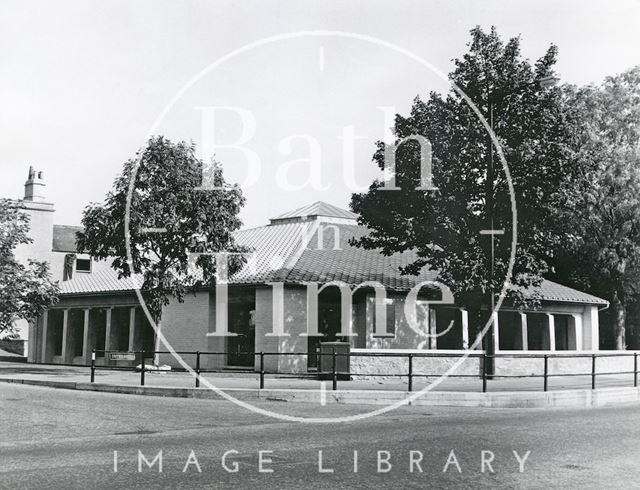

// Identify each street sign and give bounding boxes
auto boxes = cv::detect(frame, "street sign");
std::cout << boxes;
[109,352,136,361]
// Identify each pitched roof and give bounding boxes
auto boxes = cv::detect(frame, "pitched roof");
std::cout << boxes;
[534,280,608,306]
[270,201,357,223]
[59,268,142,295]
[52,225,82,253]
[282,224,437,289]
[56,203,608,306]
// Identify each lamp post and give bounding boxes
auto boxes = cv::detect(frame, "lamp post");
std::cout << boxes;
[484,74,560,376]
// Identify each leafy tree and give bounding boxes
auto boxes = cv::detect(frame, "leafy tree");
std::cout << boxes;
[351,26,574,341]
[77,136,246,358]
[0,199,59,334]
[553,67,640,349]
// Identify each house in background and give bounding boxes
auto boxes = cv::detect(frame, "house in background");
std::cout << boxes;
[10,168,612,376]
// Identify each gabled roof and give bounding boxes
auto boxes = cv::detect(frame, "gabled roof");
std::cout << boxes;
[56,203,608,306]
[52,225,82,253]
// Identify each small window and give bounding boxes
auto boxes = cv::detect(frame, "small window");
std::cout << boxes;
[75,258,91,273]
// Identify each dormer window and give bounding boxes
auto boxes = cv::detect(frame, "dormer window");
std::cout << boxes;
[75,258,91,273]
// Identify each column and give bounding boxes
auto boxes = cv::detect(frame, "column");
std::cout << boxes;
[40,310,49,363]
[492,311,500,352]
[460,308,469,349]
[104,307,112,352]
[128,306,137,352]
[547,313,556,351]
[589,306,599,350]
[428,307,437,349]
[520,313,528,351]
[82,308,90,363]
[60,309,70,363]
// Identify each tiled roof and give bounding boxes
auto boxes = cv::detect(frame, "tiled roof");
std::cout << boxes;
[56,203,608,306]
[60,269,143,295]
[233,221,316,282]
[284,224,438,289]
[52,225,82,253]
[271,201,357,222]
[534,280,608,306]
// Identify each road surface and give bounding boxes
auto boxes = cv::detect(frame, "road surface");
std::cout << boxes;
[1,383,638,489]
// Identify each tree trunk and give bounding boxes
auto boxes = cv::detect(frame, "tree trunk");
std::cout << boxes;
[153,318,162,366]
[612,290,626,350]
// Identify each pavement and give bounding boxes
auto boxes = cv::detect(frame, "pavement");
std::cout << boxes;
[2,382,640,489]
[2,361,640,409]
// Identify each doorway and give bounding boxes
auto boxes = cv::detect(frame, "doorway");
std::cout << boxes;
[226,290,256,367]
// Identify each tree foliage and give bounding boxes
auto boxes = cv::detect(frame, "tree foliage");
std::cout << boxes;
[77,136,246,321]
[351,26,574,331]
[0,199,59,334]
[552,66,640,349]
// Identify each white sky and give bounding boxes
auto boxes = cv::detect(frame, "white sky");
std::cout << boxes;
[1,0,639,228]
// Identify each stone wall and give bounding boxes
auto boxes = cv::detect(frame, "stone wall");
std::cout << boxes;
[254,285,309,373]
[495,351,638,377]
[350,349,481,379]
[159,291,210,369]
[0,339,26,356]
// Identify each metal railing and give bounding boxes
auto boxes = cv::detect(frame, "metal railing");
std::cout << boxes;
[87,349,640,393]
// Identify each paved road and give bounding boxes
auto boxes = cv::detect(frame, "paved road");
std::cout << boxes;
[1,383,639,489]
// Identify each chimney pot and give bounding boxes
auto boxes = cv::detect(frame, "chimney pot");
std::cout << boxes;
[24,166,46,202]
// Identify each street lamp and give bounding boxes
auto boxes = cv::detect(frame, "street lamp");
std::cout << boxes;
[484,73,560,376]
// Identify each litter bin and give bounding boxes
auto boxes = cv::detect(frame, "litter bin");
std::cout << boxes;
[319,341,350,380]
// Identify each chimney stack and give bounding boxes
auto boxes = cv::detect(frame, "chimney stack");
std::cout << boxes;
[24,165,47,202]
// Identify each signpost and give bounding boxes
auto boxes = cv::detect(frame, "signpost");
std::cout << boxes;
[109,352,136,361]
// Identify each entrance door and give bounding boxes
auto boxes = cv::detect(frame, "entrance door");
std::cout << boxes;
[226,297,255,367]
[308,289,344,369]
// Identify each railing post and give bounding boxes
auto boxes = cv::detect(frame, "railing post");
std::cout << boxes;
[259,352,265,389]
[195,351,201,388]
[90,349,95,383]
[140,351,145,386]
[635,353,638,388]
[482,353,487,393]
[332,347,338,391]
[543,354,548,392]
[591,354,596,390]
[408,353,413,392]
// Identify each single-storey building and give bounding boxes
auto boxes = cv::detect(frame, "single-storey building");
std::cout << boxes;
[14,168,614,376]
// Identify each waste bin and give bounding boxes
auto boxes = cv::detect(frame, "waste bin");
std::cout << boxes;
[319,342,350,380]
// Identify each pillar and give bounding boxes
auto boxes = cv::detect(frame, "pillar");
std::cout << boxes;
[492,311,500,352]
[82,308,90,363]
[104,307,112,352]
[460,308,469,349]
[567,314,582,351]
[128,306,137,352]
[589,306,599,350]
[428,307,437,349]
[60,309,70,363]
[547,313,556,351]
[40,310,49,363]
[520,313,528,351]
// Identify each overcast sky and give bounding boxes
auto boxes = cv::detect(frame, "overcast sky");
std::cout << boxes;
[1,0,639,228]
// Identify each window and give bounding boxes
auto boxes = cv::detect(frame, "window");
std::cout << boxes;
[75,258,91,273]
